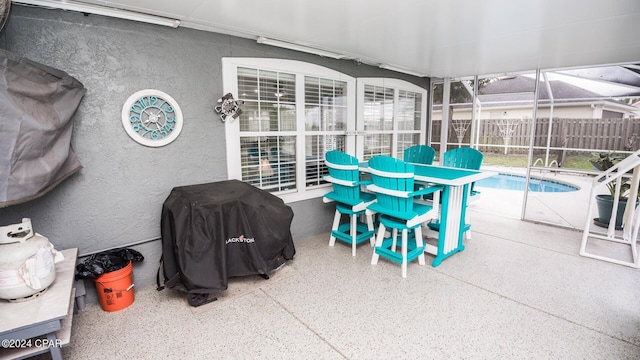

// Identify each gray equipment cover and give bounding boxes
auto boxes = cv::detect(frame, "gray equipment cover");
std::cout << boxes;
[0,49,86,207]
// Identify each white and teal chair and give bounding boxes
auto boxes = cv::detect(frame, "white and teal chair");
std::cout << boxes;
[404,144,437,198]
[366,156,442,277]
[404,144,436,165]
[443,147,484,196]
[323,150,376,256]
[428,147,485,240]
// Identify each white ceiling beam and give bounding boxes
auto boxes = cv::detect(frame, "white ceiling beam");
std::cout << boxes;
[13,0,181,28]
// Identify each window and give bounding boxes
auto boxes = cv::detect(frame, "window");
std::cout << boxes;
[304,77,350,188]
[223,58,355,203]
[357,78,426,160]
[224,59,427,203]
[236,67,297,192]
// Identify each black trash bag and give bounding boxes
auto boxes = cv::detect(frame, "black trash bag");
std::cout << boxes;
[75,248,144,280]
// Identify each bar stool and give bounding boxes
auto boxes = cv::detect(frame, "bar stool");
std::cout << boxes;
[365,155,442,277]
[323,150,376,256]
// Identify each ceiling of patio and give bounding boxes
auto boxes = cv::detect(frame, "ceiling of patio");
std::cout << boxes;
[15,0,640,79]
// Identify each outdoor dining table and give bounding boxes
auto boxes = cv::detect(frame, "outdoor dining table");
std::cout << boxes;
[360,161,496,267]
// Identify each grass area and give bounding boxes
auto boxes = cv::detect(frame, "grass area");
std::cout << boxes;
[482,153,595,170]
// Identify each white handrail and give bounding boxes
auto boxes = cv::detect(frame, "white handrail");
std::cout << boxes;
[580,148,640,267]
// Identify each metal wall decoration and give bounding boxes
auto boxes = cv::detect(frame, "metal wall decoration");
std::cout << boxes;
[215,93,243,122]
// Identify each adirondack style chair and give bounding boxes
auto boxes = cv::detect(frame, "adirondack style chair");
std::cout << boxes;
[365,155,442,277]
[428,147,485,240]
[404,144,437,197]
[443,147,484,196]
[323,150,376,256]
[404,144,436,165]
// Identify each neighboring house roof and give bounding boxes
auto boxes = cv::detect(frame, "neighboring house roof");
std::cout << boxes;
[479,75,603,103]
[434,75,638,113]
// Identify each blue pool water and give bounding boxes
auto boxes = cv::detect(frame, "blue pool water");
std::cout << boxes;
[475,173,579,192]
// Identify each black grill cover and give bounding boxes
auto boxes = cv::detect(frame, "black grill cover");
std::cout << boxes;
[160,180,295,293]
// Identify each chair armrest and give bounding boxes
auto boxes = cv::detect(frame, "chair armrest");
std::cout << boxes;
[366,184,411,198]
[323,175,370,187]
[324,191,376,208]
[323,175,357,187]
[410,185,444,198]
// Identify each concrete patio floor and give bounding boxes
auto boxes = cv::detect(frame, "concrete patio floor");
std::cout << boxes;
[47,184,640,359]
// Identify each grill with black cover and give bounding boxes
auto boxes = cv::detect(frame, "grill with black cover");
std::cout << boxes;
[159,180,295,306]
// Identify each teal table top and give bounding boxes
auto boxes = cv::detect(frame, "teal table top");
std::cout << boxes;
[360,162,496,186]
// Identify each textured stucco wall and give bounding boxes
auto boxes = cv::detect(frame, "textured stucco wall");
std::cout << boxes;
[0,5,428,302]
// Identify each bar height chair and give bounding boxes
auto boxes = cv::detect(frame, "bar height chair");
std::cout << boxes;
[323,150,376,256]
[404,144,437,197]
[442,147,484,196]
[428,147,484,240]
[404,144,436,165]
[366,155,442,277]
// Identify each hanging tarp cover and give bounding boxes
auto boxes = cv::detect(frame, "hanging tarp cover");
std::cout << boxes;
[0,49,85,207]
[160,180,296,294]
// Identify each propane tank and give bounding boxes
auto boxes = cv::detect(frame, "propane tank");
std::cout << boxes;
[0,218,57,301]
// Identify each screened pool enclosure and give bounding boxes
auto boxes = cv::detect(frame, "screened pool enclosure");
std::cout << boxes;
[430,63,640,229]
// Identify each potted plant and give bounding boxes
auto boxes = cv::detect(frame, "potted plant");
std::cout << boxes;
[590,152,640,228]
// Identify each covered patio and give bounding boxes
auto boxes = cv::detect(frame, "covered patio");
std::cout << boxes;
[59,206,640,359]
[1,1,640,359]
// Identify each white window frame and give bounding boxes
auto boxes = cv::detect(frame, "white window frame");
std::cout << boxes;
[222,58,356,203]
[356,78,428,159]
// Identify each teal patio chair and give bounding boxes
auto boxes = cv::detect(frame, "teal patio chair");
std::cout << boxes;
[323,150,376,256]
[429,147,484,240]
[404,145,436,165]
[443,147,484,196]
[404,144,437,196]
[365,156,442,277]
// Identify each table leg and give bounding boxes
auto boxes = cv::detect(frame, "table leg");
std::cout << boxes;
[432,185,467,267]
[47,332,63,360]
[457,183,470,249]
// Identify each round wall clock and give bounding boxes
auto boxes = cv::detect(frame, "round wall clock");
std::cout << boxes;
[121,89,183,147]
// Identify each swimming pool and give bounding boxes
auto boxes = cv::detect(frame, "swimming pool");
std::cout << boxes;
[475,173,579,192]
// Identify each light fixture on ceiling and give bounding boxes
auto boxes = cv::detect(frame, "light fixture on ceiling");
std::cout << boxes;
[14,0,181,28]
[379,64,425,77]
[256,36,345,59]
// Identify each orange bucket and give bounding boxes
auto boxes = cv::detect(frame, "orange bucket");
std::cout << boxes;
[94,261,135,312]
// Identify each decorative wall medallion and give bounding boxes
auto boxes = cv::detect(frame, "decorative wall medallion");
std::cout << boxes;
[122,89,183,147]
[215,92,243,122]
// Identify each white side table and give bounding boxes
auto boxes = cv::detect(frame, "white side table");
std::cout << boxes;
[0,248,78,360]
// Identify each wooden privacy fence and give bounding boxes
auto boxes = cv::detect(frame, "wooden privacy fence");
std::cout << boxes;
[431,118,640,154]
